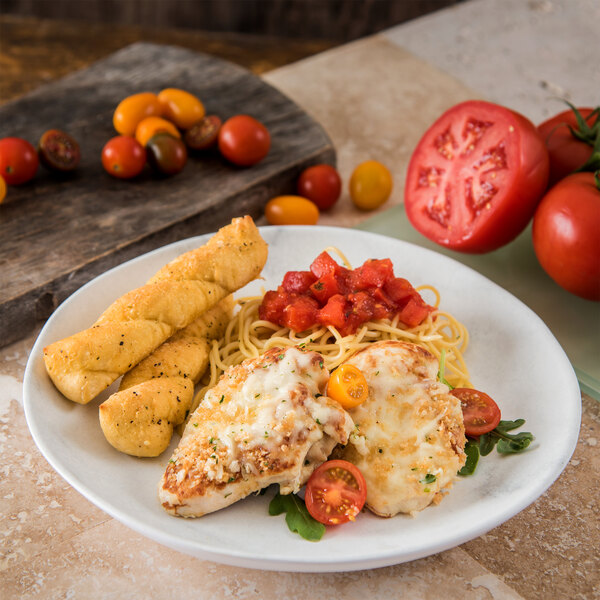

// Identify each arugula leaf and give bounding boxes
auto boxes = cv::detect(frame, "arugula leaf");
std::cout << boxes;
[496,431,534,454]
[478,432,497,456]
[269,492,325,541]
[496,419,526,433]
[458,439,480,476]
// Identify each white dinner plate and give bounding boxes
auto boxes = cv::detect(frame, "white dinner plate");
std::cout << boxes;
[24,226,581,572]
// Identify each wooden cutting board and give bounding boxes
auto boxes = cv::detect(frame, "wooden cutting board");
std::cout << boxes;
[0,42,334,348]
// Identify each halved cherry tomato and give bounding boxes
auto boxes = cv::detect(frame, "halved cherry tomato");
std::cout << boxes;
[113,92,162,136]
[532,171,600,301]
[135,117,181,147]
[350,160,393,210]
[405,100,549,253]
[184,115,222,150]
[305,459,367,525]
[38,129,81,172]
[537,106,599,187]
[265,195,319,225]
[451,387,501,437]
[297,164,342,210]
[157,88,205,130]
[101,136,146,179]
[0,137,39,185]
[326,364,369,409]
[218,115,270,166]
[0,175,6,203]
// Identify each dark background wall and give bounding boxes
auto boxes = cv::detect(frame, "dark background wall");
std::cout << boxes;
[0,0,463,42]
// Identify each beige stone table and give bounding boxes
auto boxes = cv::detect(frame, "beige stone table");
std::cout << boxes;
[2,1,599,599]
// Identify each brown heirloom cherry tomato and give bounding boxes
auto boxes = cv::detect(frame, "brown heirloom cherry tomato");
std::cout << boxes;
[297,164,342,211]
[113,92,162,136]
[264,195,319,225]
[157,88,205,130]
[135,117,181,147]
[451,387,501,437]
[0,137,38,185]
[146,133,187,176]
[101,136,146,179]
[218,115,270,166]
[305,460,367,525]
[38,129,81,172]
[184,115,222,150]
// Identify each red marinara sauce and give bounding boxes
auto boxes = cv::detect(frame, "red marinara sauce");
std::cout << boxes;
[258,251,434,335]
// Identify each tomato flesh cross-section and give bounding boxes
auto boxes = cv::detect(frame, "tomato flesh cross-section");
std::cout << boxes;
[405,100,549,253]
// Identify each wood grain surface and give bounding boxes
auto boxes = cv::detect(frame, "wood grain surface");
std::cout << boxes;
[0,41,335,348]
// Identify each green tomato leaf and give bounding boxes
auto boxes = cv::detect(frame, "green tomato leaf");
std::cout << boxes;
[268,492,325,541]
[458,440,480,476]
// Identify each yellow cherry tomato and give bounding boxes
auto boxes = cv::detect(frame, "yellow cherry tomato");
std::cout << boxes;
[0,174,6,203]
[113,92,162,136]
[349,160,393,211]
[157,88,205,130]
[326,365,369,409]
[135,117,181,147]
[265,195,319,225]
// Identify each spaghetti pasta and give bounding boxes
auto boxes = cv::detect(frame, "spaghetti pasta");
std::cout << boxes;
[190,284,471,415]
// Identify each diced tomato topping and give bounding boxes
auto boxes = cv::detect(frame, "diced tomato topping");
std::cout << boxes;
[349,291,375,322]
[383,277,417,307]
[282,296,319,332]
[282,270,317,294]
[258,288,290,324]
[348,259,394,290]
[398,297,432,327]
[310,271,344,304]
[310,251,341,278]
[317,294,348,330]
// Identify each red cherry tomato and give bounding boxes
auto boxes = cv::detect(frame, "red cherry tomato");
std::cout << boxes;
[218,115,270,166]
[101,136,146,179]
[0,137,39,185]
[404,100,549,253]
[305,459,367,525]
[532,172,600,301]
[297,164,342,210]
[537,107,598,187]
[451,387,501,437]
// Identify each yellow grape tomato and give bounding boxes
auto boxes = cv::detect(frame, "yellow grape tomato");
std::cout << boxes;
[135,117,181,147]
[113,92,162,136]
[349,160,393,210]
[158,88,205,130]
[265,195,319,225]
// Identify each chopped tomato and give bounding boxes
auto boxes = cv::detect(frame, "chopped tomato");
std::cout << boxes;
[310,271,344,304]
[305,460,367,525]
[451,387,501,436]
[282,270,317,294]
[282,296,319,332]
[348,258,394,290]
[383,277,417,307]
[310,251,342,278]
[258,288,290,324]
[349,291,375,322]
[398,297,431,327]
[317,294,348,330]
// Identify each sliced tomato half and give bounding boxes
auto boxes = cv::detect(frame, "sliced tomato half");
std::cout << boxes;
[451,387,501,437]
[405,100,549,253]
[305,459,367,526]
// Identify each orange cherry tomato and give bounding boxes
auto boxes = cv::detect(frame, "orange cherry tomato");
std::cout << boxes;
[350,160,393,211]
[326,364,369,409]
[113,92,162,136]
[264,195,319,225]
[305,459,367,525]
[135,117,181,147]
[157,88,205,130]
[0,174,6,203]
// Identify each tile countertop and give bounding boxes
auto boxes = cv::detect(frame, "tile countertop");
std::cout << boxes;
[2,1,599,599]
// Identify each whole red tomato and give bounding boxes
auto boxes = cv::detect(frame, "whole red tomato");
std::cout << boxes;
[101,136,146,179]
[0,137,39,185]
[218,115,270,167]
[537,106,599,187]
[297,164,341,210]
[404,100,549,253]
[532,172,600,301]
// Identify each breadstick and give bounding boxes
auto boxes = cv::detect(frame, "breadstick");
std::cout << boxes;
[43,216,268,404]
[98,297,233,457]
